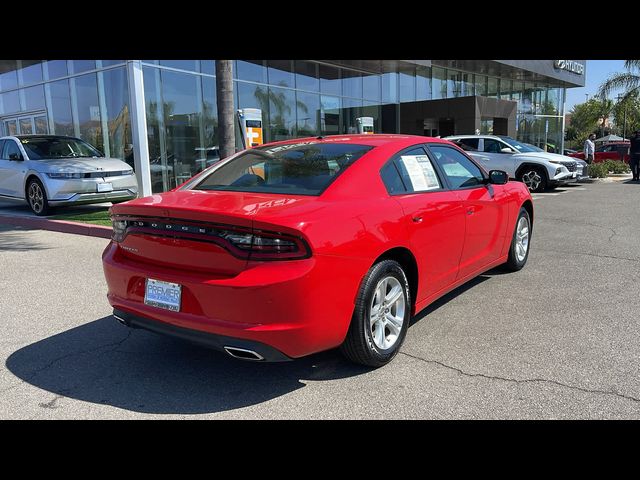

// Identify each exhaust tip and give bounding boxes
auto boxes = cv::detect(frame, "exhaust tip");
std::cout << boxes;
[223,346,265,361]
[113,314,128,326]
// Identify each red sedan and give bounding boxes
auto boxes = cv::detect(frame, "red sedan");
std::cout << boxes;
[102,135,533,367]
[568,141,630,163]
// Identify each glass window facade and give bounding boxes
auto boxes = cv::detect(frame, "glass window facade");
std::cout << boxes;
[0,59,576,195]
[0,60,131,175]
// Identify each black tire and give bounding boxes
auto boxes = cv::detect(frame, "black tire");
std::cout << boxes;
[518,166,547,193]
[340,259,411,367]
[503,207,531,272]
[26,178,51,216]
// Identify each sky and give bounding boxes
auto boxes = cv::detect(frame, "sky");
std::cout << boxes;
[565,60,626,111]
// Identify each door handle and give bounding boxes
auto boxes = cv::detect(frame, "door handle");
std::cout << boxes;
[412,216,423,223]
[466,208,475,215]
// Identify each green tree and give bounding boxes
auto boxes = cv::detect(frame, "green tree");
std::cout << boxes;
[612,90,640,138]
[566,99,601,148]
[595,98,614,137]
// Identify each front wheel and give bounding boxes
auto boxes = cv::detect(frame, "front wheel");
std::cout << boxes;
[340,259,411,367]
[26,178,51,216]
[503,207,531,271]
[518,167,547,193]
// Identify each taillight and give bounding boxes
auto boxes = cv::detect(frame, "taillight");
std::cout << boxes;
[112,219,127,242]
[110,217,310,260]
[219,229,309,260]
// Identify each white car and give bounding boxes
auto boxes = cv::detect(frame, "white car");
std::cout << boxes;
[0,135,138,215]
[445,135,577,192]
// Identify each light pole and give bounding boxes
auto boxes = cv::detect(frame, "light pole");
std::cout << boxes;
[616,94,627,140]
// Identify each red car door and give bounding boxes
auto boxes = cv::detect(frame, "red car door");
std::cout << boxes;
[381,146,465,302]
[426,144,507,280]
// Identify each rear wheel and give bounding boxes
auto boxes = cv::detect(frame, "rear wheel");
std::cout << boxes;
[26,178,51,216]
[504,207,531,271]
[340,259,411,367]
[518,167,547,193]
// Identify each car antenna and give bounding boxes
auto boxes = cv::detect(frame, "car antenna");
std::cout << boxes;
[316,135,324,140]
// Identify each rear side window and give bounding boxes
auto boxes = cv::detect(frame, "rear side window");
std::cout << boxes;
[0,140,5,157]
[380,161,405,194]
[193,142,373,195]
[381,146,442,194]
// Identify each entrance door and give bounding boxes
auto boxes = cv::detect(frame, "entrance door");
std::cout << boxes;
[438,118,455,137]
[1,113,49,136]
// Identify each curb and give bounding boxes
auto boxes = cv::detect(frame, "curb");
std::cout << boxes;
[589,175,634,183]
[0,214,112,239]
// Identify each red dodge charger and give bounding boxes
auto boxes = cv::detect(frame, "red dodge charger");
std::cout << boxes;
[102,134,533,367]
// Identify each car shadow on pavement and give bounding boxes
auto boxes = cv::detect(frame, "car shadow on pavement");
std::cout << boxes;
[409,274,491,326]
[0,225,51,251]
[5,315,371,415]
[6,272,497,416]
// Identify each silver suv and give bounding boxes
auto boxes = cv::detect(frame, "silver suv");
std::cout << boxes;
[445,135,577,192]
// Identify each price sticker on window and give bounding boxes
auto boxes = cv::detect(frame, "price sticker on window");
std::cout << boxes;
[400,155,441,191]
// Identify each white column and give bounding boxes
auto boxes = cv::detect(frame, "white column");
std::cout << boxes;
[127,60,152,197]
[560,89,566,154]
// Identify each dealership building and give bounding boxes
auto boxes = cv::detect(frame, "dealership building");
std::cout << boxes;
[0,59,586,196]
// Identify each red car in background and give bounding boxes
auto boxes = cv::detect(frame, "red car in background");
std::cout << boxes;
[102,134,533,367]
[568,141,630,163]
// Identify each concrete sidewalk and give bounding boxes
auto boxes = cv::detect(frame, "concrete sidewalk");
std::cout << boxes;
[0,199,112,239]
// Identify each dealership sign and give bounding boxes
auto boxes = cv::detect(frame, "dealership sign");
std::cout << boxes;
[554,60,584,75]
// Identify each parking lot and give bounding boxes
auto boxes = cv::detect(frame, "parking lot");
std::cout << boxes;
[1,180,640,419]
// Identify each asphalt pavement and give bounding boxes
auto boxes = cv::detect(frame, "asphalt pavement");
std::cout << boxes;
[1,180,640,419]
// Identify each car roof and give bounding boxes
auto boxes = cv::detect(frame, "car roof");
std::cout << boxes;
[257,133,454,149]
[13,134,81,140]
[445,134,504,140]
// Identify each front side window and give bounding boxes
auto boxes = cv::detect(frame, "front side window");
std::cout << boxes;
[499,136,538,153]
[193,142,373,196]
[2,140,22,160]
[19,137,103,160]
[483,139,506,153]
[454,138,479,151]
[428,145,484,189]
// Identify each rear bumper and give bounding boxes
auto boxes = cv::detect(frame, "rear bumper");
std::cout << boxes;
[113,308,292,361]
[102,242,370,358]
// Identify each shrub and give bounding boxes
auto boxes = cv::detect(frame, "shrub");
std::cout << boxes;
[601,159,631,174]
[588,162,607,178]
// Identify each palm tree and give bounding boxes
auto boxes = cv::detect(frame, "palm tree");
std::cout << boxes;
[595,98,614,137]
[215,60,235,158]
[598,60,640,103]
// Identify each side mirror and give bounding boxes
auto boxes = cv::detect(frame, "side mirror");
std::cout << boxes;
[500,147,514,154]
[8,153,23,161]
[488,170,508,185]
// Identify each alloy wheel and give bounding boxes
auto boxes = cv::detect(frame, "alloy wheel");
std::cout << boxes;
[515,216,530,262]
[369,276,405,350]
[28,182,44,214]
[521,170,541,191]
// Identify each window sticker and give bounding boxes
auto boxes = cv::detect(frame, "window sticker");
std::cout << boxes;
[400,155,441,191]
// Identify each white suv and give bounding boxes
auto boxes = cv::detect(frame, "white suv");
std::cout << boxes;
[445,135,577,192]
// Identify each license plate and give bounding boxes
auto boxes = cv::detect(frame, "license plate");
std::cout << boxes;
[144,278,182,312]
[572,172,577,178]
[97,183,113,192]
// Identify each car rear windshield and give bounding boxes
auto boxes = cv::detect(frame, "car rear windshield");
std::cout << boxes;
[192,142,373,195]
[19,137,104,160]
